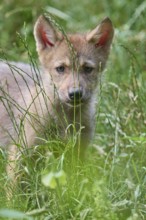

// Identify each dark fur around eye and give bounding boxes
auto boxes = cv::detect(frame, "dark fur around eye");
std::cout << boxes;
[83,66,94,74]
[56,66,65,73]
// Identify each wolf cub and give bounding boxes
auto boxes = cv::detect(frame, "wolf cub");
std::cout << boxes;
[0,15,114,177]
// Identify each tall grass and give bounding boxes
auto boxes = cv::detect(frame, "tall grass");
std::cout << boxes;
[0,0,146,219]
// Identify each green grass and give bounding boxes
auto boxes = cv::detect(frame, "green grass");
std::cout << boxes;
[0,0,146,219]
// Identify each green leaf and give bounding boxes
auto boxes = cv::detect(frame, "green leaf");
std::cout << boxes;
[0,209,33,220]
[41,170,67,189]
[42,172,57,189]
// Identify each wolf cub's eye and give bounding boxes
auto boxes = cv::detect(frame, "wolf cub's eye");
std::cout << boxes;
[83,66,94,74]
[56,66,65,74]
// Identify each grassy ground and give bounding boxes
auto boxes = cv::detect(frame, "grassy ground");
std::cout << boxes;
[0,0,146,219]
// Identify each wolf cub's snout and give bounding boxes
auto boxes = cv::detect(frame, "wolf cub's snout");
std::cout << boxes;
[68,87,83,103]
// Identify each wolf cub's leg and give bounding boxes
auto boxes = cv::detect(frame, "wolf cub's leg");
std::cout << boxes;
[6,145,19,199]
[6,145,18,180]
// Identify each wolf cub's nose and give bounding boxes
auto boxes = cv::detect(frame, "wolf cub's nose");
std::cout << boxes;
[68,87,83,101]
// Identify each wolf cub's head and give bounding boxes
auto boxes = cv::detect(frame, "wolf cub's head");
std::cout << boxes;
[34,15,114,107]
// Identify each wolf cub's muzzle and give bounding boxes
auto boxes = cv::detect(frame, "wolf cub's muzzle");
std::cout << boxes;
[68,87,83,105]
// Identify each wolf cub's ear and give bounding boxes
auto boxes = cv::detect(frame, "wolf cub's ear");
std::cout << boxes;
[86,17,114,49]
[34,15,62,53]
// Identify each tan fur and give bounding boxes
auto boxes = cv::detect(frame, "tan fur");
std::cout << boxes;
[0,15,114,182]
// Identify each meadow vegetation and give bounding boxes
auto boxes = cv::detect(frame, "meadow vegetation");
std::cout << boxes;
[0,0,146,219]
